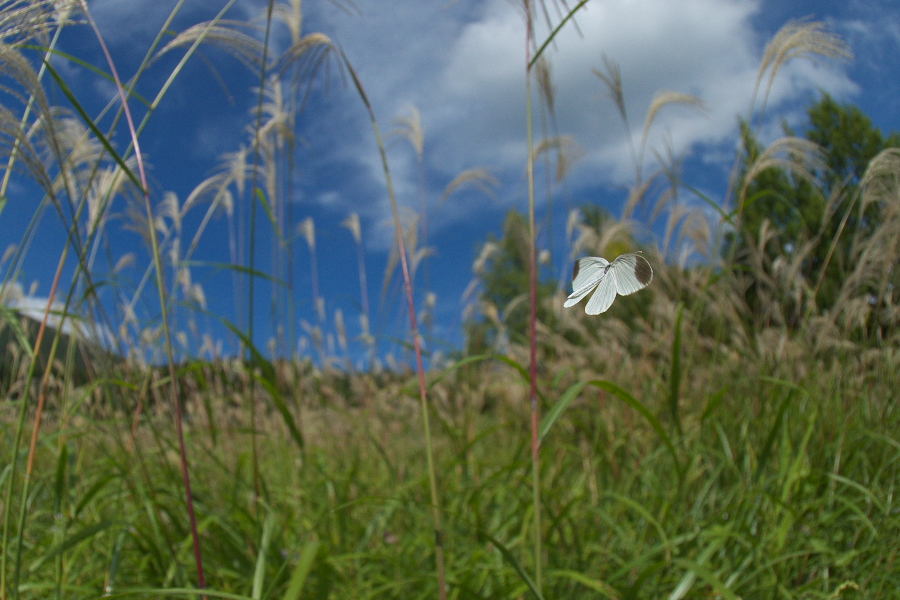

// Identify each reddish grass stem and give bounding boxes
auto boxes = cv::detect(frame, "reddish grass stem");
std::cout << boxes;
[78,1,207,591]
[24,256,65,477]
[341,51,448,600]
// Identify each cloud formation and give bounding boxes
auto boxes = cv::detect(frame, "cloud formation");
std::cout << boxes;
[83,0,862,248]
[300,0,856,242]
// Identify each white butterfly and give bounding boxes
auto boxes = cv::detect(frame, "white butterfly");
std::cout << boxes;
[564,252,653,315]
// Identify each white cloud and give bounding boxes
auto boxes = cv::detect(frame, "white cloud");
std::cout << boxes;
[295,0,857,242]
[82,0,861,247]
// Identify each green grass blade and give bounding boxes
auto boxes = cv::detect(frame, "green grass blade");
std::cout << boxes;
[26,44,154,107]
[529,0,591,68]
[40,60,142,190]
[539,380,587,443]
[670,557,740,600]
[668,303,684,435]
[425,353,492,391]
[216,315,304,450]
[254,186,285,244]
[281,540,321,600]
[251,511,276,600]
[53,442,68,514]
[101,588,253,599]
[588,379,683,482]
[28,521,118,574]
[548,569,619,599]
[667,538,726,600]
[492,354,540,397]
[177,260,288,287]
[106,522,132,595]
[754,390,793,483]
[480,529,546,600]
[700,386,729,424]
[0,305,34,355]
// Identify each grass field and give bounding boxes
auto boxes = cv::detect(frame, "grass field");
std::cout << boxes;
[1,2,899,599]
[3,325,898,598]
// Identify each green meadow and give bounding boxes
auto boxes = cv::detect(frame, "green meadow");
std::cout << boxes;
[1,2,898,599]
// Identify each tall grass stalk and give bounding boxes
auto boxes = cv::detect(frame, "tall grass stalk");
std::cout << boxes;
[341,50,448,600]
[11,234,71,599]
[523,2,605,591]
[0,8,69,598]
[726,21,850,256]
[5,256,74,599]
[523,0,543,592]
[341,212,373,367]
[245,0,276,502]
[79,1,207,591]
[522,1,591,590]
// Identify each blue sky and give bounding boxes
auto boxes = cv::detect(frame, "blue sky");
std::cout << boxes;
[3,0,899,366]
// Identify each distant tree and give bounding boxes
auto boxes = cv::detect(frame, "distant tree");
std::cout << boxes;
[465,210,556,353]
[808,94,898,187]
[728,93,900,320]
[579,203,610,231]
[466,203,651,354]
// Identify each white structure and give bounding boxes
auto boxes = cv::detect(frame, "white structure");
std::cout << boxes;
[0,282,113,383]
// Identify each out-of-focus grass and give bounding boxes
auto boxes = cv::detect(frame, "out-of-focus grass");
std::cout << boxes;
[3,347,896,598]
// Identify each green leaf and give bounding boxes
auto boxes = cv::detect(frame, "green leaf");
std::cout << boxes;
[700,386,729,424]
[754,390,793,483]
[54,442,68,514]
[254,186,284,243]
[281,540,321,600]
[539,380,587,443]
[530,0,591,68]
[548,569,619,599]
[0,304,34,356]
[176,260,288,287]
[251,511,277,600]
[588,379,683,482]
[205,309,305,450]
[670,556,740,600]
[425,353,492,391]
[480,529,546,600]
[28,521,118,573]
[668,303,684,435]
[42,60,143,190]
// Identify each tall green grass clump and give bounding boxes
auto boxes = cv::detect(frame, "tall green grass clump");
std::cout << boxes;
[0,2,897,600]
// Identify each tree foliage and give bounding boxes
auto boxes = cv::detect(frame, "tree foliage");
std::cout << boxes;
[730,93,899,324]
[466,210,556,353]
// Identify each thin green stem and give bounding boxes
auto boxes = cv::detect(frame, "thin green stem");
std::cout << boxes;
[528,0,591,69]
[0,15,68,597]
[78,1,207,592]
[340,50,448,600]
[9,121,112,599]
[246,0,276,502]
[524,0,542,592]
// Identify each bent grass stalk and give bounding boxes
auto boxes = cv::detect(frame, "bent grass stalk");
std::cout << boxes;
[14,150,119,599]
[7,251,69,599]
[524,1,597,591]
[78,1,207,592]
[340,50,448,600]
[0,9,70,598]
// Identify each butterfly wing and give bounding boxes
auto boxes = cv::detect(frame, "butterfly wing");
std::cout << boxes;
[611,253,653,296]
[584,275,617,314]
[563,257,609,308]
